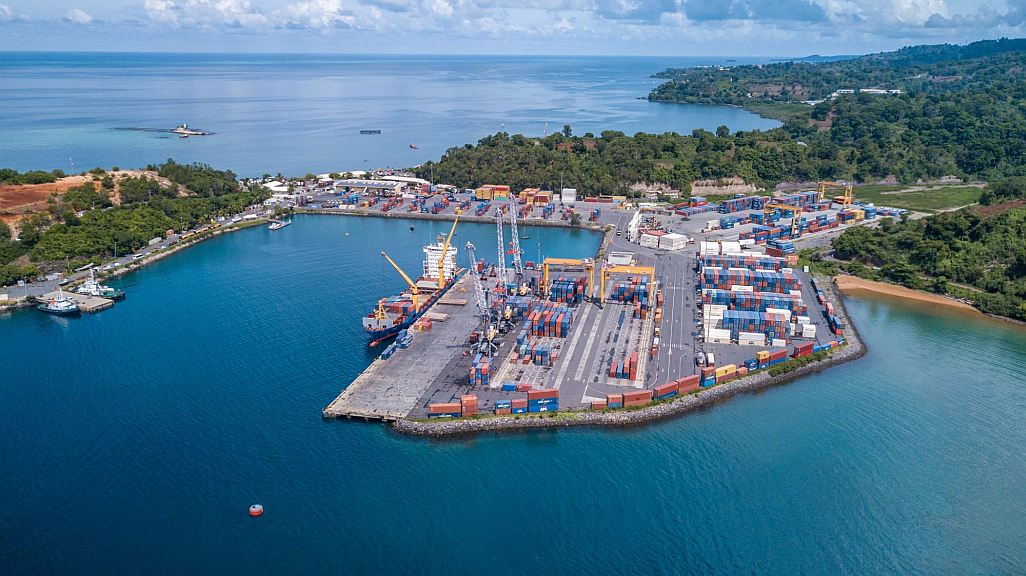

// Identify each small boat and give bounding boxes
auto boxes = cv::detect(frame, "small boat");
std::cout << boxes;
[269,220,291,230]
[37,287,81,316]
[360,129,382,135]
[520,234,530,240]
[75,269,125,300]
[409,144,419,149]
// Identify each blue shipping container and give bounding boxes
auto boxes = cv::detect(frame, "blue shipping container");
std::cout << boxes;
[512,407,527,414]
[607,402,623,409]
[528,404,558,413]
[654,391,678,400]
[428,412,460,419]
[495,400,512,409]
[529,398,558,406]
[501,383,517,392]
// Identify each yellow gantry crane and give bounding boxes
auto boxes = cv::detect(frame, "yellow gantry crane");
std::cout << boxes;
[541,257,595,300]
[818,181,854,207]
[380,250,419,311]
[764,203,803,239]
[599,265,656,302]
[436,214,460,288]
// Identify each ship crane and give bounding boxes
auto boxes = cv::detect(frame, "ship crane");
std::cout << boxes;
[379,250,419,311]
[507,195,524,278]
[436,214,460,288]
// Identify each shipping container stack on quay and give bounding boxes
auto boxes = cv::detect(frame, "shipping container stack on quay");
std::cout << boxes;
[321,181,858,427]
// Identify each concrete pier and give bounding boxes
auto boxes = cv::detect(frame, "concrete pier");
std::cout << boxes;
[40,291,113,313]
[322,274,481,421]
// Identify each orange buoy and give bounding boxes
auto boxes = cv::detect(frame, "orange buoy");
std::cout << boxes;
[248,504,264,517]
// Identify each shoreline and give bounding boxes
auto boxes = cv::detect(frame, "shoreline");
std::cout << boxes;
[834,274,978,312]
[392,274,867,437]
[0,219,265,313]
[296,206,608,233]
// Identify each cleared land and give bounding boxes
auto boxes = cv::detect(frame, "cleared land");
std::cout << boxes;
[851,184,984,213]
[0,176,91,226]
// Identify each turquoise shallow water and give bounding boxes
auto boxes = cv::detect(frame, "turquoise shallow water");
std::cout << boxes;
[2,215,1026,574]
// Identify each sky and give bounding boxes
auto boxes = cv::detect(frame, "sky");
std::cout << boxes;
[0,0,1024,56]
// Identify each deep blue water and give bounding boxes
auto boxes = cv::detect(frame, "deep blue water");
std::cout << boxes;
[2,215,1025,574]
[0,52,780,176]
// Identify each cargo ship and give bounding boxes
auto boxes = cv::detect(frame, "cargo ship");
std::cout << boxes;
[363,219,461,344]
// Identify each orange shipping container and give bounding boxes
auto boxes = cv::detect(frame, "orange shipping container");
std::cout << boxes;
[591,400,607,410]
[429,402,462,414]
[527,389,558,400]
[511,398,528,408]
[606,393,623,405]
[622,390,653,403]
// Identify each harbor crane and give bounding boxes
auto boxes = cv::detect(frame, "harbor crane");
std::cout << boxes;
[764,203,803,239]
[818,181,854,207]
[465,241,498,356]
[599,264,656,304]
[495,207,507,298]
[507,195,524,278]
[541,257,594,301]
[464,242,489,318]
[436,214,460,288]
[379,250,419,311]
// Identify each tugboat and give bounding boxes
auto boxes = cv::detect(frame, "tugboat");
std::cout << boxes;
[37,287,81,316]
[74,269,125,300]
[363,217,461,345]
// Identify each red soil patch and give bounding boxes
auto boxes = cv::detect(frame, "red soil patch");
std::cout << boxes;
[972,198,1026,218]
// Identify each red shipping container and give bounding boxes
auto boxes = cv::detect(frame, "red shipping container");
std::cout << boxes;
[606,393,623,405]
[654,382,678,396]
[494,408,512,415]
[770,349,788,360]
[675,374,700,388]
[591,400,607,410]
[609,362,618,377]
[516,384,532,392]
[622,390,653,403]
[460,394,478,404]
[701,366,716,378]
[511,398,528,408]
[680,383,701,395]
[527,389,558,400]
[429,402,462,414]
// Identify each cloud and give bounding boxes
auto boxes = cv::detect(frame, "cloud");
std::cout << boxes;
[64,9,94,24]
[144,0,268,28]
[0,3,30,22]
[279,0,359,28]
[684,0,828,22]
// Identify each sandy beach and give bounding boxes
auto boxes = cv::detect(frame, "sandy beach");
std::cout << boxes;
[834,274,979,312]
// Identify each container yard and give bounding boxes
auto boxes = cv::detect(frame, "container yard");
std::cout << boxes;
[319,179,860,429]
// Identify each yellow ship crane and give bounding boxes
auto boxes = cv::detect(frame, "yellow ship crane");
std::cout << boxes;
[764,203,803,239]
[817,181,854,207]
[380,250,419,311]
[599,265,656,302]
[541,257,595,300]
[437,214,460,289]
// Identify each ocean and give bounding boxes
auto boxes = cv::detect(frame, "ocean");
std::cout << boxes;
[2,215,1025,574]
[0,53,780,177]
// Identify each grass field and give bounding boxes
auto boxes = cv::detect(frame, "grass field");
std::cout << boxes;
[848,185,983,213]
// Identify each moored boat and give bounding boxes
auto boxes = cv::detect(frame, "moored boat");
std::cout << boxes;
[75,269,125,300]
[37,287,81,316]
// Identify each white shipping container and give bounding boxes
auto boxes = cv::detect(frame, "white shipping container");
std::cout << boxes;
[561,188,577,206]
[721,241,742,255]
[771,338,787,348]
[782,267,794,274]
[708,304,728,313]
[700,241,721,256]
[789,289,803,297]
[653,337,660,346]
[797,316,812,325]
[802,324,817,338]
[640,234,660,248]
[731,285,755,292]
[706,352,716,365]
[766,307,792,317]
[706,220,720,230]
[739,238,756,248]
[738,332,766,346]
[659,233,687,251]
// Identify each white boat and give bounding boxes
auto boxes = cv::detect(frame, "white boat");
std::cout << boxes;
[37,287,81,316]
[269,220,291,230]
[75,269,125,300]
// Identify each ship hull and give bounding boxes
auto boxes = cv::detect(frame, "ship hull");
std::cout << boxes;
[37,304,81,316]
[364,270,464,343]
